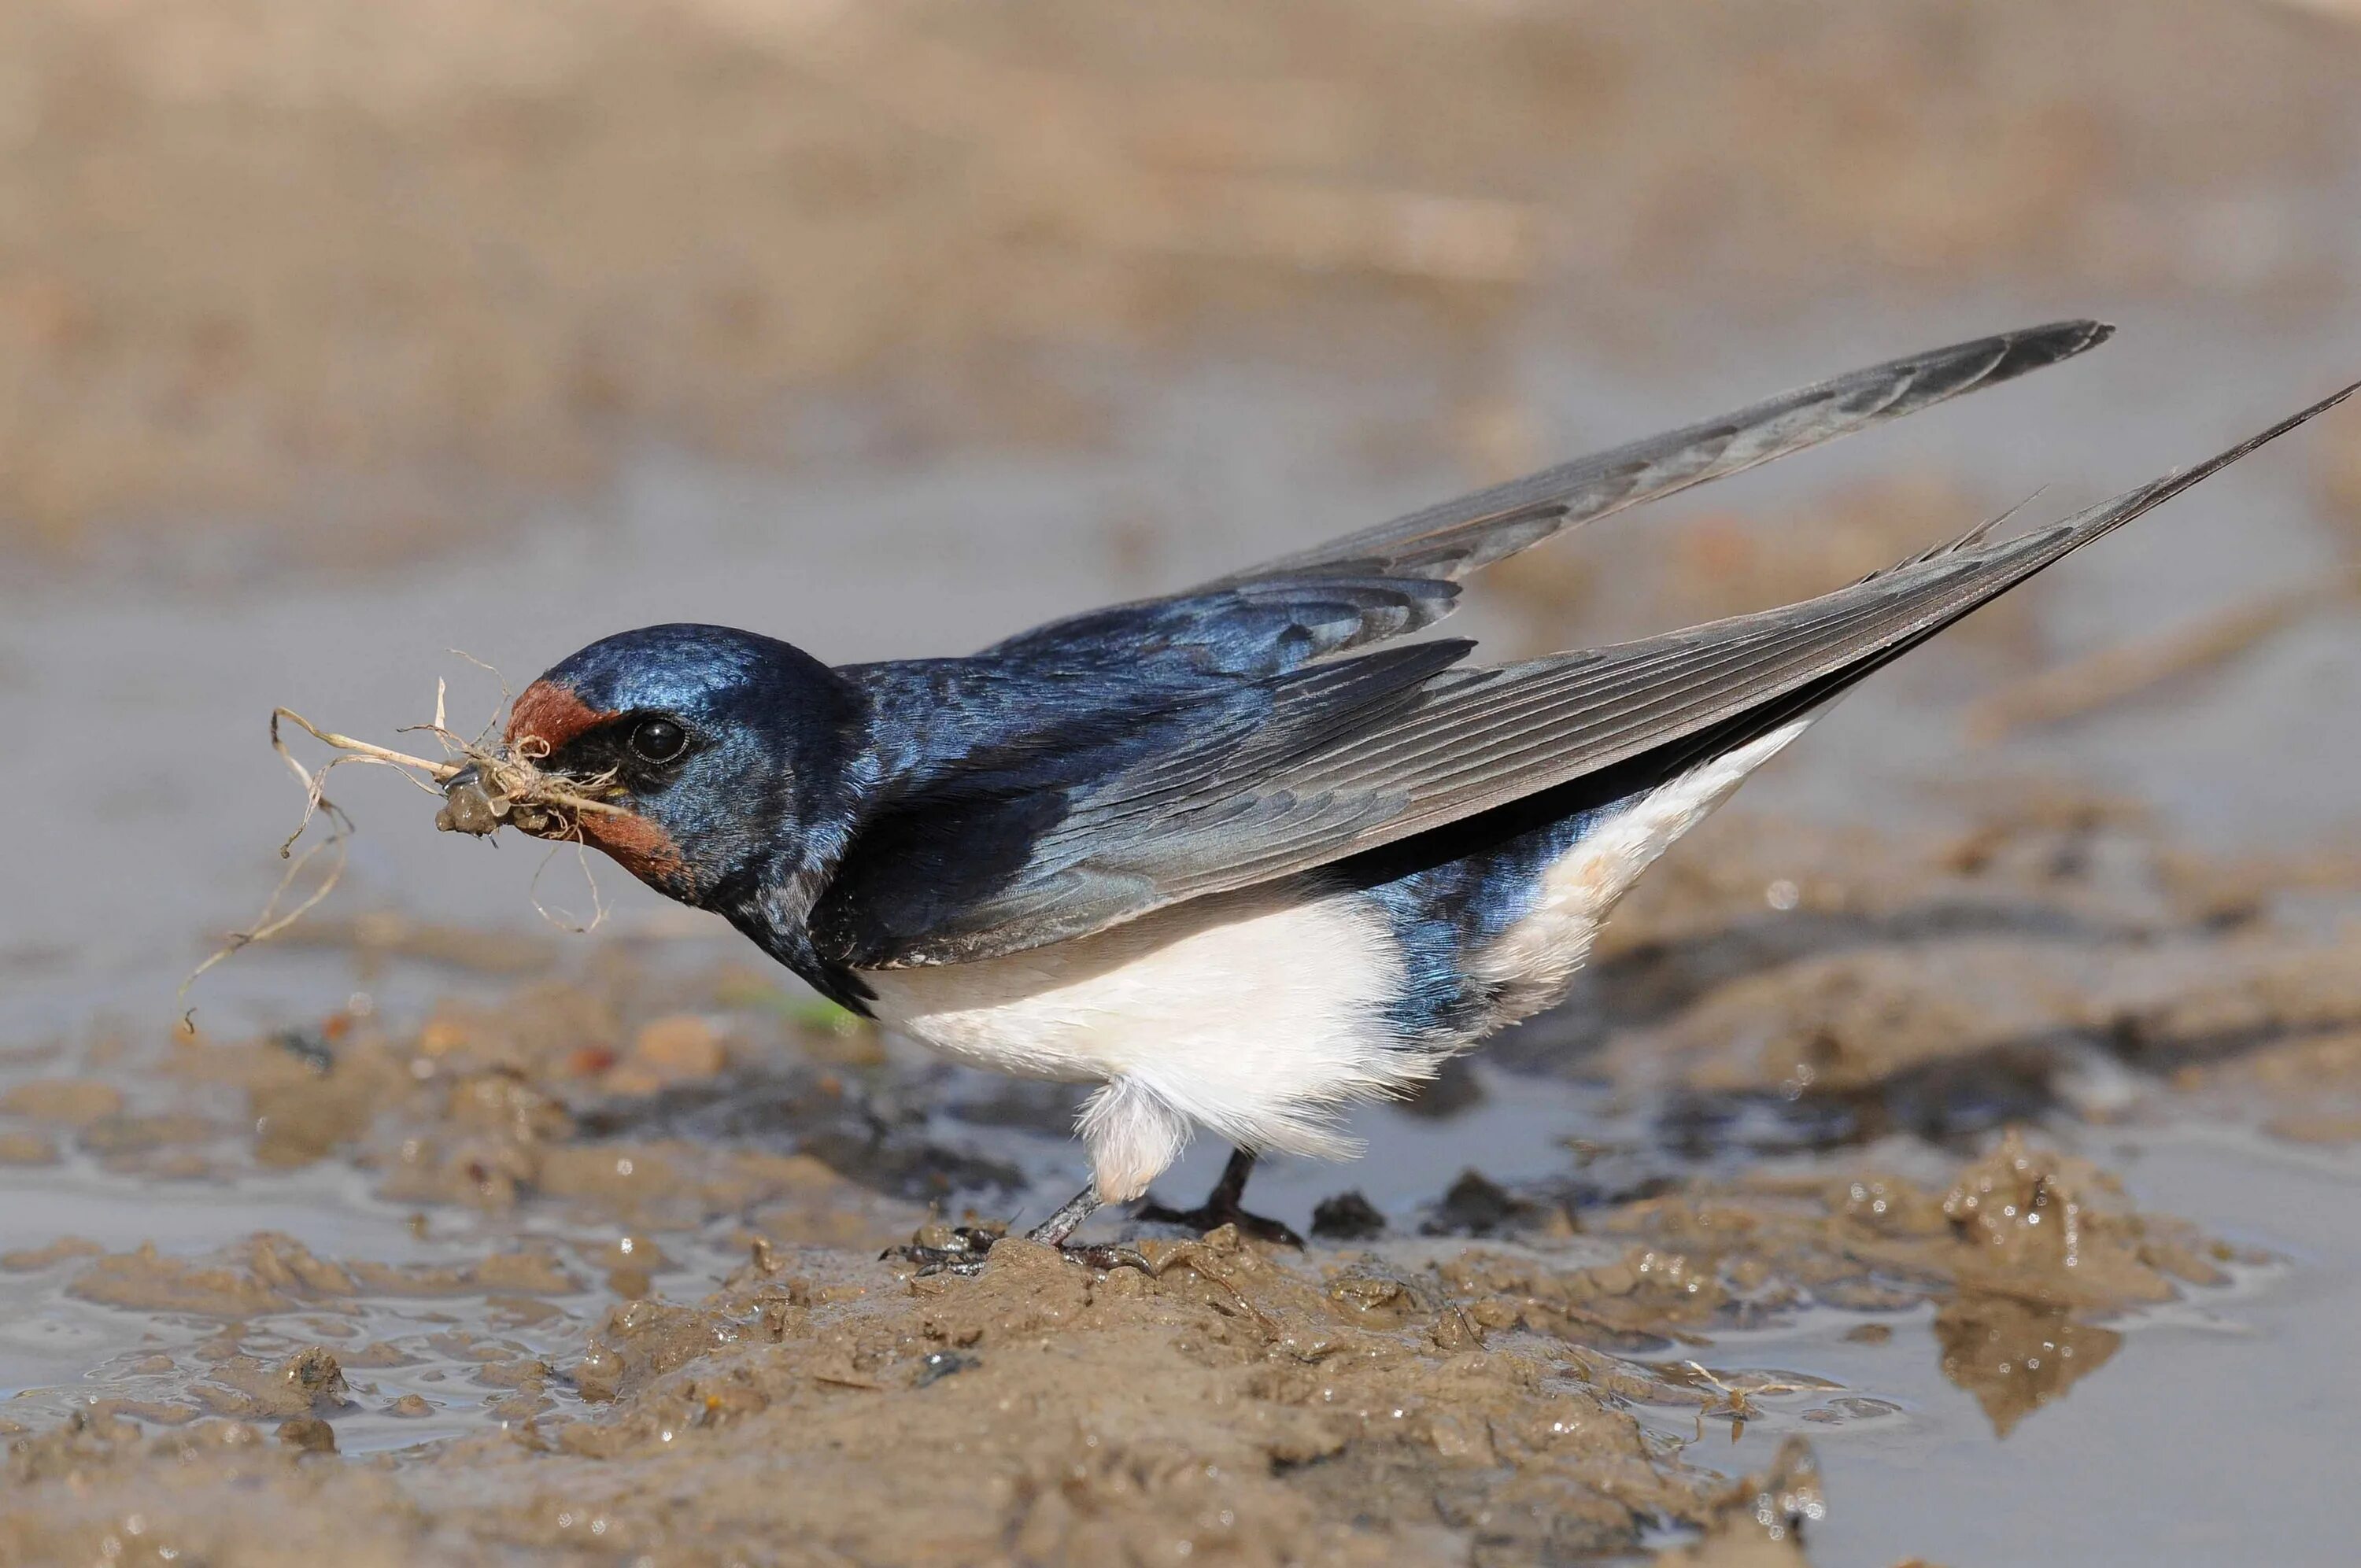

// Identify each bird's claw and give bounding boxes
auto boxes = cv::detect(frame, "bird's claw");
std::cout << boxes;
[884,1226,1149,1278]
[1061,1241,1155,1273]
[882,1224,1003,1277]
[1135,1197,1305,1248]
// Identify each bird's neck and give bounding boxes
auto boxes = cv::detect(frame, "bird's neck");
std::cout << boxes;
[714,704,885,1013]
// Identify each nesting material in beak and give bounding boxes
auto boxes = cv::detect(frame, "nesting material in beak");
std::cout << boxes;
[434,764,502,836]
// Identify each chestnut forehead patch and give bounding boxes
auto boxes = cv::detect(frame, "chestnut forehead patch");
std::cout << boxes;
[506,679,615,755]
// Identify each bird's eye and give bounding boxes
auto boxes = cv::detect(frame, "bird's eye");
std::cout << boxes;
[629,717,689,764]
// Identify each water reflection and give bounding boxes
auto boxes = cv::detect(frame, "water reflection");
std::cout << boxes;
[1934,1293,2122,1437]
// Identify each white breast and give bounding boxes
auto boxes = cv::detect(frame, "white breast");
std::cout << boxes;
[858,883,1421,1201]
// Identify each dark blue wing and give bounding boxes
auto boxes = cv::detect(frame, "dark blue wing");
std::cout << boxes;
[982,321,2111,680]
[822,382,2351,968]
[818,637,1475,961]
[982,575,1459,676]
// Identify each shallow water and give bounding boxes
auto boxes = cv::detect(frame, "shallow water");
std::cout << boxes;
[1813,1126,2361,1564]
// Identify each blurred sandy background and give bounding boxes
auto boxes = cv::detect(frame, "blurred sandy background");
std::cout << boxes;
[6,0,2358,563]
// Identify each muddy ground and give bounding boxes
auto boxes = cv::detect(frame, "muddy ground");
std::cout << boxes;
[8,1,2361,1564]
[5,794,2359,1565]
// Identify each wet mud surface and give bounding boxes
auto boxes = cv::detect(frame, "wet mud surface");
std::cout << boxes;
[6,792,2359,1565]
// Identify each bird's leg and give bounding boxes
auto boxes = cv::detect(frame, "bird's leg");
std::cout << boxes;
[1022,1181,1152,1269]
[1137,1147,1305,1247]
[1026,1182,1103,1246]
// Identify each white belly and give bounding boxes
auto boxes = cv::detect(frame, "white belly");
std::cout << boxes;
[856,715,1815,1199]
[858,883,1419,1200]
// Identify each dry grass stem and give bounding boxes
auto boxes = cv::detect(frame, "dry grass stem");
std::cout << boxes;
[528,842,611,936]
[180,688,630,1011]
[269,706,631,834]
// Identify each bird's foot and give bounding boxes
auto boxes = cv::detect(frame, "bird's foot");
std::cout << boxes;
[1136,1148,1304,1246]
[883,1186,1147,1278]
[881,1223,1004,1278]
[1134,1194,1305,1249]
[884,1230,1147,1278]
[1050,1240,1155,1273]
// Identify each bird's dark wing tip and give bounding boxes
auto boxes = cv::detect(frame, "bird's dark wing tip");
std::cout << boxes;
[1993,319,2114,378]
[2152,375,2361,500]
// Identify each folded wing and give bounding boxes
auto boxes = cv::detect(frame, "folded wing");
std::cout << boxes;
[822,382,2353,968]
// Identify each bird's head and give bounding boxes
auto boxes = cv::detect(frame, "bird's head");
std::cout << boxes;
[498,624,867,910]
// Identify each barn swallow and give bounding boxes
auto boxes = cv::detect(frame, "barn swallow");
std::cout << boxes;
[473,322,2352,1262]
